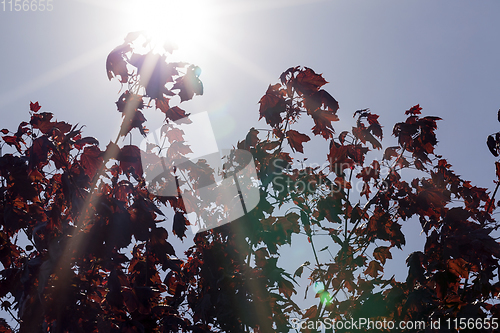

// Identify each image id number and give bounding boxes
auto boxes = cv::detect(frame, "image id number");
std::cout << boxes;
[446,317,498,330]
[2,0,53,11]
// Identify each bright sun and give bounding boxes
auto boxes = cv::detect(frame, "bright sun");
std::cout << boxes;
[123,0,213,60]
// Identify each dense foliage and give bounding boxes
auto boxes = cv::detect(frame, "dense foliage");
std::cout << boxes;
[0,32,499,332]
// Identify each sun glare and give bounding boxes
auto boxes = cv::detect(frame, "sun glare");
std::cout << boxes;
[124,0,213,61]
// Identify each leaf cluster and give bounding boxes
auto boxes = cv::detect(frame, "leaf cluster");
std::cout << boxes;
[0,35,499,333]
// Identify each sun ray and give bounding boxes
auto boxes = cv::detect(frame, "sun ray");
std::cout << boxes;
[0,39,120,109]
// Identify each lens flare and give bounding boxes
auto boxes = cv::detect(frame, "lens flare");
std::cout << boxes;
[123,0,213,60]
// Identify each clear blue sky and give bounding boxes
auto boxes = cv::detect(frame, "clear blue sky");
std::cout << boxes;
[1,0,500,316]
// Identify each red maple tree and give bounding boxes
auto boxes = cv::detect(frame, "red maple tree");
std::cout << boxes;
[0,32,498,332]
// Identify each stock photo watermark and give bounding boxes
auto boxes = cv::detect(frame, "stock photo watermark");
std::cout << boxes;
[139,113,398,234]
[140,112,260,234]
[270,158,393,197]
[290,317,499,331]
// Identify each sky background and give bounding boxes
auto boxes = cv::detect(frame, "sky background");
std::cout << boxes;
[1,0,500,320]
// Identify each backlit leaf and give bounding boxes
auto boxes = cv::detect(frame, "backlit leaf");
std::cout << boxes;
[286,130,310,153]
[447,258,469,279]
[119,145,143,176]
[30,101,41,112]
[364,260,383,278]
[294,68,327,94]
[245,128,259,148]
[28,136,52,170]
[405,104,422,115]
[172,65,203,102]
[383,146,400,160]
[106,44,131,83]
[310,109,339,139]
[74,137,99,150]
[302,305,318,319]
[259,84,286,127]
[373,246,392,265]
[173,212,189,239]
[488,135,498,157]
[80,145,102,178]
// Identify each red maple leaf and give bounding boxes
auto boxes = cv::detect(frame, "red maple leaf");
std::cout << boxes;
[118,145,143,176]
[129,53,179,99]
[74,137,99,150]
[356,165,379,183]
[352,125,382,150]
[168,141,192,157]
[303,89,339,113]
[172,65,203,102]
[347,144,369,165]
[383,146,400,160]
[294,68,327,94]
[80,145,103,178]
[367,114,383,139]
[28,136,52,170]
[259,84,286,127]
[405,104,422,115]
[173,212,189,239]
[364,260,383,278]
[115,91,144,113]
[2,135,24,152]
[114,181,133,202]
[156,98,191,123]
[302,305,318,319]
[373,246,392,265]
[328,143,355,174]
[106,44,131,83]
[310,109,339,139]
[167,106,190,123]
[30,101,41,112]
[161,125,185,144]
[30,112,54,134]
[286,130,310,153]
[245,128,259,148]
[119,110,147,137]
